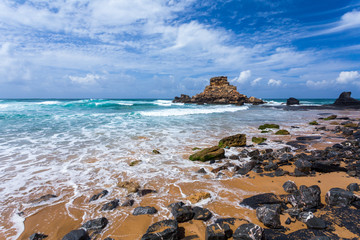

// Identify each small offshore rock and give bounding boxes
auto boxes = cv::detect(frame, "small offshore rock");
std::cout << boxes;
[101,199,119,211]
[283,180,298,193]
[347,183,360,192]
[29,233,48,240]
[189,146,225,162]
[62,229,90,240]
[233,223,263,240]
[325,188,355,207]
[82,217,108,230]
[218,134,246,148]
[256,204,282,229]
[205,222,232,240]
[89,190,108,202]
[193,206,213,221]
[141,220,178,240]
[133,206,158,216]
[186,192,211,204]
[286,97,300,106]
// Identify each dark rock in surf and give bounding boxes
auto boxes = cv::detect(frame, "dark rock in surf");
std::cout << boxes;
[287,97,300,106]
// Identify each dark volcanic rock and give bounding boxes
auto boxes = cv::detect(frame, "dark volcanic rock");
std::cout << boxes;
[347,183,360,192]
[133,206,158,216]
[205,222,232,240]
[286,97,300,105]
[283,180,298,193]
[89,190,108,202]
[306,217,327,230]
[256,204,282,229]
[121,199,135,207]
[321,207,360,236]
[325,188,355,207]
[235,161,256,175]
[311,162,347,173]
[137,189,157,197]
[82,217,108,230]
[233,223,263,240]
[288,185,321,209]
[169,202,194,223]
[193,206,212,221]
[101,199,119,211]
[294,159,312,173]
[334,92,360,106]
[29,233,48,240]
[62,229,90,240]
[296,136,321,141]
[239,193,283,209]
[141,220,178,240]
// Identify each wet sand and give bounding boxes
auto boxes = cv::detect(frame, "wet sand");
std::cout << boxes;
[15,110,360,239]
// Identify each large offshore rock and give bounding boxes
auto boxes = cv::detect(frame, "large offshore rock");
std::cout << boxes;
[333,92,360,106]
[189,146,225,162]
[218,134,246,148]
[286,97,300,105]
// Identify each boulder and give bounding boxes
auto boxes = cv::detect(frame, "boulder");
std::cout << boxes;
[218,134,246,148]
[306,217,327,230]
[169,202,194,223]
[89,190,108,202]
[294,159,312,173]
[258,124,279,130]
[325,188,355,207]
[193,207,213,221]
[189,146,225,162]
[101,199,119,211]
[205,222,232,240]
[247,96,265,105]
[283,181,298,193]
[256,204,282,229]
[82,217,108,230]
[62,229,90,240]
[141,220,178,240]
[347,183,359,192]
[173,94,192,103]
[233,223,263,240]
[287,185,321,209]
[333,92,360,106]
[275,129,290,135]
[133,206,158,216]
[311,162,347,173]
[286,97,300,105]
[186,192,211,204]
[29,233,48,240]
[239,193,283,209]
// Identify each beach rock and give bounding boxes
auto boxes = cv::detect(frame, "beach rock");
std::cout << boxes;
[193,206,213,221]
[258,124,280,130]
[101,199,119,211]
[264,162,278,171]
[133,206,158,216]
[89,190,108,202]
[256,204,282,229]
[104,238,114,240]
[173,94,191,103]
[117,181,140,193]
[311,162,347,173]
[306,217,327,230]
[197,168,207,174]
[240,193,283,209]
[218,134,246,148]
[283,181,298,193]
[129,160,142,166]
[29,194,57,204]
[233,223,263,240]
[169,202,194,223]
[186,192,211,204]
[298,211,314,222]
[333,92,360,106]
[189,146,225,162]
[252,137,267,144]
[294,159,312,173]
[82,217,108,230]
[347,183,359,192]
[325,188,355,207]
[205,222,232,240]
[235,161,256,175]
[285,229,339,240]
[247,96,265,105]
[286,97,300,105]
[296,136,321,141]
[62,229,90,240]
[29,233,48,240]
[121,199,135,207]
[137,189,157,197]
[288,185,321,209]
[152,149,161,154]
[324,115,337,120]
[321,206,360,236]
[141,220,178,240]
[275,129,290,135]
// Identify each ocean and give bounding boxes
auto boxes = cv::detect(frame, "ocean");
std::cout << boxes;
[0,98,337,238]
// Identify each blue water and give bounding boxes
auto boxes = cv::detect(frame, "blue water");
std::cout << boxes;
[0,98,337,238]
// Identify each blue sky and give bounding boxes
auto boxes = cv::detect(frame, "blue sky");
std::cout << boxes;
[0,0,360,98]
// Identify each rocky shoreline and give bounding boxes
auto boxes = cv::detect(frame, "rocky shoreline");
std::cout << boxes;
[23,109,360,240]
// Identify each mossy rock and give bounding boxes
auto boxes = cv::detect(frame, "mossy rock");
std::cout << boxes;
[324,115,337,120]
[258,124,280,130]
[129,160,142,166]
[252,137,267,144]
[189,146,225,162]
[218,134,246,148]
[309,121,319,125]
[152,149,161,154]
[261,130,271,133]
[275,129,290,135]
[192,147,201,151]
[344,123,358,128]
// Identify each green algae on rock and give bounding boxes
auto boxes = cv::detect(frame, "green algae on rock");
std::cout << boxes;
[258,124,280,130]
[309,121,319,125]
[275,129,290,135]
[189,146,225,162]
[152,149,161,154]
[218,134,246,148]
[324,115,337,120]
[252,137,267,144]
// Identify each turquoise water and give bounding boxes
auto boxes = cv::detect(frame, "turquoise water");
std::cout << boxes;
[0,98,336,238]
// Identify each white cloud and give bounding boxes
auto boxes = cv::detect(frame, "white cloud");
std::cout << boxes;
[234,70,251,84]
[268,79,281,86]
[251,77,262,86]
[306,80,330,88]
[336,71,360,84]
[69,74,102,85]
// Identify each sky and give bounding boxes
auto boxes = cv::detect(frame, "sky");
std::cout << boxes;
[0,0,360,99]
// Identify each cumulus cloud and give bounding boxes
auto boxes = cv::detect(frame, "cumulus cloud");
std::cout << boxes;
[69,74,102,85]
[336,71,360,84]
[234,70,251,84]
[251,77,262,86]
[306,80,330,88]
[268,79,281,86]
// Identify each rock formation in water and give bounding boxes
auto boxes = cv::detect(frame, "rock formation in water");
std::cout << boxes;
[334,92,360,106]
[287,97,300,106]
[173,76,264,105]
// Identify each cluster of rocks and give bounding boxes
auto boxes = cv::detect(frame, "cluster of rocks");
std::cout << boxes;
[173,76,264,105]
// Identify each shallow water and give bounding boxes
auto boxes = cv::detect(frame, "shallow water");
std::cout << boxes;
[0,98,339,239]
